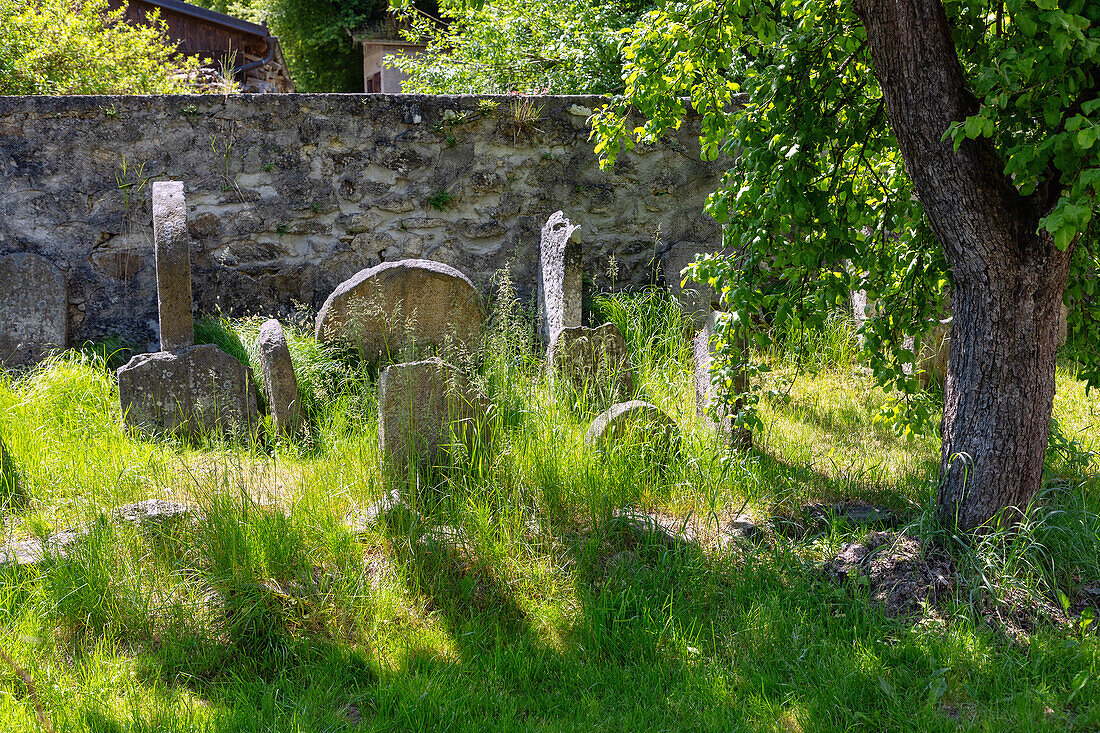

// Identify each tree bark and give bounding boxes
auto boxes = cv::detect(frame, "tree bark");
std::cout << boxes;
[852,0,1075,530]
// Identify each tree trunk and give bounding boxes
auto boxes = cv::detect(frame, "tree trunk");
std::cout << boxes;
[853,0,1075,530]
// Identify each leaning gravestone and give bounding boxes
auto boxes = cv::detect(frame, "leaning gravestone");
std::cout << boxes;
[538,211,582,346]
[256,319,302,440]
[0,252,68,366]
[694,310,751,449]
[585,400,679,453]
[547,323,634,408]
[117,181,259,439]
[316,259,485,363]
[378,357,490,480]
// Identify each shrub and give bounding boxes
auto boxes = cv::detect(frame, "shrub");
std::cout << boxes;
[0,0,200,94]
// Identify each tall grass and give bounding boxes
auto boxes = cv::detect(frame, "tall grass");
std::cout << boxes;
[0,287,1094,730]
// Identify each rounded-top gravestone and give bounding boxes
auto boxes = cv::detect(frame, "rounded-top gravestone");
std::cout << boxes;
[585,400,679,452]
[316,259,485,363]
[0,252,68,367]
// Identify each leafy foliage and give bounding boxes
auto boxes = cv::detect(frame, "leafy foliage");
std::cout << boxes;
[0,0,200,94]
[390,0,656,94]
[593,0,1100,423]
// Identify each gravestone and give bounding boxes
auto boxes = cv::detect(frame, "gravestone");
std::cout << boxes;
[538,211,582,346]
[693,310,751,449]
[118,345,259,438]
[257,319,302,439]
[378,357,490,479]
[117,180,259,438]
[152,181,193,351]
[316,259,485,363]
[585,400,679,453]
[851,289,878,323]
[0,252,68,366]
[851,285,950,388]
[547,323,634,408]
[660,241,725,327]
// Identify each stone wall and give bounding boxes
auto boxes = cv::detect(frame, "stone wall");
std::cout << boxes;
[0,94,725,350]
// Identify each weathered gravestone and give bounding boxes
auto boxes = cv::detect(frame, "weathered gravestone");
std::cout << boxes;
[378,357,490,480]
[538,211,582,346]
[585,400,679,453]
[660,241,726,328]
[117,181,259,438]
[152,181,193,352]
[0,252,68,366]
[850,286,950,388]
[693,310,752,449]
[118,345,259,437]
[316,259,486,363]
[257,319,302,440]
[547,323,634,408]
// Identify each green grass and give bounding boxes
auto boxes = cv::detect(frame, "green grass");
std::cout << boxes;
[0,291,1096,732]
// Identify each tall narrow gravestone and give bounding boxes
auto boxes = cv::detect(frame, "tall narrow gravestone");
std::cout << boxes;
[538,211,582,346]
[0,253,68,367]
[257,319,302,440]
[117,181,258,439]
[153,182,193,352]
[693,311,751,450]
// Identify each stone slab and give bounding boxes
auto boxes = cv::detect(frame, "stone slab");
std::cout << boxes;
[117,344,259,439]
[547,323,633,408]
[316,259,486,364]
[152,181,194,352]
[257,318,302,439]
[693,310,751,449]
[538,211,582,346]
[0,252,67,366]
[378,357,490,479]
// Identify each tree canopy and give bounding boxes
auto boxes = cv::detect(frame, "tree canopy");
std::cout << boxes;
[592,0,1099,528]
[0,0,200,94]
[390,0,657,95]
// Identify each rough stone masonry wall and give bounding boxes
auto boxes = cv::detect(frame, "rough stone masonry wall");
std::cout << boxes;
[0,94,726,349]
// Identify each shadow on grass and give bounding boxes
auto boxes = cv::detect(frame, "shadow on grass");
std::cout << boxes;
[34,496,1084,732]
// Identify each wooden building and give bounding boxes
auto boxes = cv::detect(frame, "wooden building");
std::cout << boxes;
[354,15,425,94]
[107,0,294,92]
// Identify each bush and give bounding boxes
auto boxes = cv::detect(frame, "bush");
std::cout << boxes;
[0,0,199,94]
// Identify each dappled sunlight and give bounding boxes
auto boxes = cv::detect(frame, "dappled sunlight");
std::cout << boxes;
[0,298,1096,730]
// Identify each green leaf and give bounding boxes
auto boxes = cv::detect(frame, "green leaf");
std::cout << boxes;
[1076,127,1097,150]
